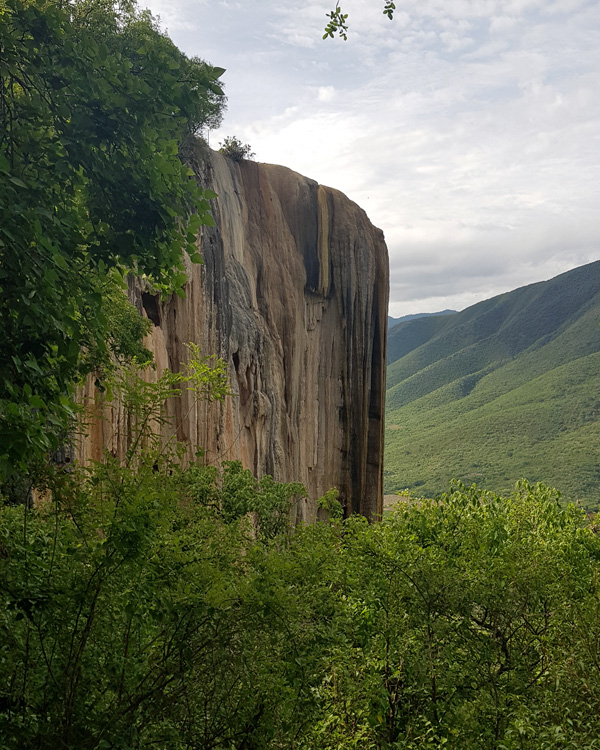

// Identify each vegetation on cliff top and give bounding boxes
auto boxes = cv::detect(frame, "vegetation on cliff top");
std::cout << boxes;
[218,135,255,162]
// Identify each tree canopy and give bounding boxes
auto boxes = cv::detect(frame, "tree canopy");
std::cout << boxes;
[0,0,226,480]
[3,422,600,749]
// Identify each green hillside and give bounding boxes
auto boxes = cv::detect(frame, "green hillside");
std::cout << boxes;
[387,309,455,329]
[385,261,600,510]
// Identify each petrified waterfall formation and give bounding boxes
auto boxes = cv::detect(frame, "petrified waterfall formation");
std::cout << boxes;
[81,150,389,520]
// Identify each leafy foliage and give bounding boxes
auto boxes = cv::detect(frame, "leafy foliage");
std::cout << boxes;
[0,356,318,748]
[318,480,600,749]
[105,344,231,468]
[323,1,396,40]
[3,364,600,750]
[0,0,225,479]
[218,135,255,162]
[186,460,305,541]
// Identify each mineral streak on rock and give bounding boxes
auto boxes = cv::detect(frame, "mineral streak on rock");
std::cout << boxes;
[79,150,389,521]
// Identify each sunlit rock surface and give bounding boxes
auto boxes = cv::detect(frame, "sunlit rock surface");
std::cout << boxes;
[80,151,389,520]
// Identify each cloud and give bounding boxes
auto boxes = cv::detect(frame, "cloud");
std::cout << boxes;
[489,15,519,33]
[147,0,600,315]
[317,85,336,102]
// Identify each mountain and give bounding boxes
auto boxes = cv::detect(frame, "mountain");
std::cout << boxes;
[387,310,456,329]
[385,261,600,509]
[79,150,389,521]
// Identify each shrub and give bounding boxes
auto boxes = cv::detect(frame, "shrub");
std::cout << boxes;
[218,135,255,161]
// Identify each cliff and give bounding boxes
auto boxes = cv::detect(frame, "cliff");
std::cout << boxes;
[80,150,389,521]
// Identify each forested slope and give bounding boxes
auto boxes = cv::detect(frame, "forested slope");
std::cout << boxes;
[385,261,600,508]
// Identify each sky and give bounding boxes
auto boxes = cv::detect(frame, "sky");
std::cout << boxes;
[143,0,600,316]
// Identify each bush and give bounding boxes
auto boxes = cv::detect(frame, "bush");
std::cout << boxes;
[4,354,600,749]
[218,135,255,161]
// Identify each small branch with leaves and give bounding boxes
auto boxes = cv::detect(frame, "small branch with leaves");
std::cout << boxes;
[323,1,396,40]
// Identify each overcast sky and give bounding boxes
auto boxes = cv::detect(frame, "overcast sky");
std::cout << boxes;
[144,0,600,316]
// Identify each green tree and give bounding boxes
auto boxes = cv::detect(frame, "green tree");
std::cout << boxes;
[0,358,325,748]
[4,420,600,750]
[0,0,225,480]
[302,482,600,749]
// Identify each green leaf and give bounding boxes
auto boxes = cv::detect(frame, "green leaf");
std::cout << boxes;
[52,253,68,271]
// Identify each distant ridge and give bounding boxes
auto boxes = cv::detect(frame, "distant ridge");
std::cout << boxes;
[385,260,600,509]
[388,309,455,329]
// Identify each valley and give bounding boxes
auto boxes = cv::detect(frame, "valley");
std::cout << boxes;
[385,261,600,510]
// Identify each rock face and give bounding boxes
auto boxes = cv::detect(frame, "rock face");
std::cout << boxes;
[80,150,389,521]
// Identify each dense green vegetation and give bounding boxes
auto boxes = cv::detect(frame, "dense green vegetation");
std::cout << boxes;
[2,358,600,749]
[4,354,599,748]
[4,429,600,747]
[4,4,600,748]
[218,135,255,162]
[387,310,455,330]
[0,0,225,480]
[385,262,600,509]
